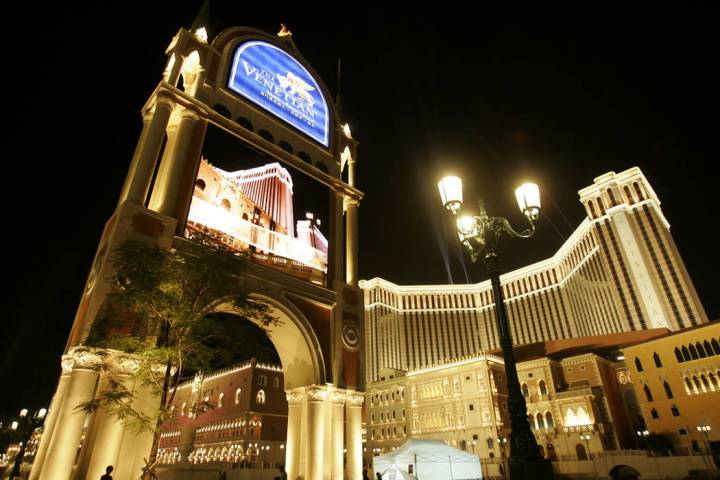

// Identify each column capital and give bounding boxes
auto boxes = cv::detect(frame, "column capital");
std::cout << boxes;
[61,354,74,375]
[286,390,304,405]
[306,385,329,402]
[330,389,347,405]
[346,391,365,407]
[344,197,360,209]
[69,346,103,370]
[178,105,202,122]
[154,93,176,112]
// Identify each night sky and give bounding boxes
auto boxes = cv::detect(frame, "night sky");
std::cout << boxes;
[3,3,718,417]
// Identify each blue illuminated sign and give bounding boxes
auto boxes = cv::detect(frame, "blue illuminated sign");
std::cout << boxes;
[228,41,330,147]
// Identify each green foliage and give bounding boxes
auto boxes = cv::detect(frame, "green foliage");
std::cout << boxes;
[79,238,279,473]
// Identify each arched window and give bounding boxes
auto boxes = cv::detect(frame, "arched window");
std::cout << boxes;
[576,443,588,460]
[273,377,280,388]
[693,376,702,392]
[536,412,545,429]
[689,344,699,360]
[682,346,692,362]
[663,381,673,399]
[635,357,644,372]
[521,383,529,397]
[704,341,714,357]
[712,339,720,355]
[545,412,555,428]
[709,373,718,390]
[643,384,653,402]
[675,347,684,363]
[697,342,707,358]
[623,185,634,204]
[539,380,548,396]
[684,377,694,394]
[195,179,207,191]
[256,390,266,405]
[651,408,659,419]
[528,414,536,430]
[701,375,710,390]
[218,393,224,408]
[235,388,242,404]
[221,199,231,211]
[671,405,680,417]
[181,402,187,416]
[653,353,662,368]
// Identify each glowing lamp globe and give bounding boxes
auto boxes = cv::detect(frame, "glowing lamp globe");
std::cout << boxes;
[515,182,541,220]
[438,176,463,213]
[457,215,476,236]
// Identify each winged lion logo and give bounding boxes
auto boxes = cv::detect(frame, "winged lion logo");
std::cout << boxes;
[277,72,316,107]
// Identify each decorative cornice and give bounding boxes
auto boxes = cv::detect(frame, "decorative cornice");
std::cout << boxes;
[69,346,104,370]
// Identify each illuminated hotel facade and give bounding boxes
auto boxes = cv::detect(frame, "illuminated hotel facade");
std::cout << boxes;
[360,167,708,383]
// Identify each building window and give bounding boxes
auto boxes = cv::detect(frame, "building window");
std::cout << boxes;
[643,384,653,402]
[469,404,475,411]
[651,408,659,419]
[663,381,674,399]
[635,357,644,372]
[235,388,242,404]
[539,380,548,396]
[671,405,680,417]
[195,178,207,191]
[675,348,684,363]
[545,412,555,428]
[653,353,662,368]
[256,390,266,405]
[521,383,529,397]
[218,393,224,408]
[273,377,280,388]
[258,375,267,386]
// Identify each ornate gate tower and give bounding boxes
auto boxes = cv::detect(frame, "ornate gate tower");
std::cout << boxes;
[30,25,364,480]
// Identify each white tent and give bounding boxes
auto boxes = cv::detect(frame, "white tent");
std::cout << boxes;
[373,439,482,480]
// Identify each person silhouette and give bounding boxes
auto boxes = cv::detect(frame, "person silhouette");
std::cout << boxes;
[100,465,114,480]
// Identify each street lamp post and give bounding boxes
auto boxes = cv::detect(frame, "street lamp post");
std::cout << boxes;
[636,429,650,451]
[439,176,553,480]
[697,425,715,476]
[7,408,47,480]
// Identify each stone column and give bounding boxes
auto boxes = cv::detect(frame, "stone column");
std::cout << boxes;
[83,355,136,480]
[285,390,303,480]
[345,391,364,480]
[330,390,346,480]
[344,197,360,286]
[148,107,200,217]
[305,386,329,480]
[119,95,175,205]
[42,348,101,480]
[28,355,73,480]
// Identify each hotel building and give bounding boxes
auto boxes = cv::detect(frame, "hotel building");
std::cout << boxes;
[621,321,720,457]
[363,331,668,466]
[157,359,287,468]
[360,167,708,383]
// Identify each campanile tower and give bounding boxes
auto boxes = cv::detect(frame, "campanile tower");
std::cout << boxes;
[31,25,364,480]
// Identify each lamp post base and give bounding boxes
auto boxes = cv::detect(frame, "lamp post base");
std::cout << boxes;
[510,456,554,480]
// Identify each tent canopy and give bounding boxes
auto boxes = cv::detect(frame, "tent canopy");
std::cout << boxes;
[373,439,482,480]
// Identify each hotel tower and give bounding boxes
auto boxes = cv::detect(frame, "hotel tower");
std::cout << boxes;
[360,167,708,383]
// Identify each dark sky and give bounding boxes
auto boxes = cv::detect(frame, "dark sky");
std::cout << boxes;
[3,3,718,417]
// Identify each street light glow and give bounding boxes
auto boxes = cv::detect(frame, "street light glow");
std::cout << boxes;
[515,182,541,220]
[438,176,463,213]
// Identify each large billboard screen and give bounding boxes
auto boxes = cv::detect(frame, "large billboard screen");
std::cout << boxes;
[228,41,330,147]
[185,125,330,286]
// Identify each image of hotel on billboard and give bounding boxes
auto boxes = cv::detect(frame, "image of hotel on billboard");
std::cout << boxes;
[187,157,328,285]
[361,167,719,476]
